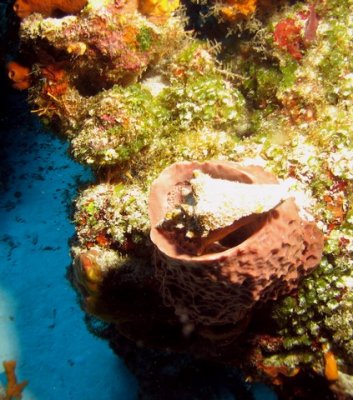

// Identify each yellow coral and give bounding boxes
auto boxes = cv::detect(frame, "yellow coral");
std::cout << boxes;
[67,42,87,56]
[138,0,179,17]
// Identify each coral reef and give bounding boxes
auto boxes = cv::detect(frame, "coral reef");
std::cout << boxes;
[19,5,183,91]
[74,183,150,250]
[9,0,353,398]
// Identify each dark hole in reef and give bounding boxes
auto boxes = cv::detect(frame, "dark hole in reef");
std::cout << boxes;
[241,278,254,289]
[73,70,109,97]
[73,68,139,97]
[51,9,73,18]
[218,214,267,250]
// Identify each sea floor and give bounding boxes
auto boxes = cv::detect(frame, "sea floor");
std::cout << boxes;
[0,92,276,399]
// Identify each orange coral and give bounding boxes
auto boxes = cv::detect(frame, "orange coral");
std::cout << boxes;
[274,18,303,61]
[13,0,87,19]
[30,64,69,118]
[220,0,257,21]
[41,64,68,98]
[6,62,31,91]
[261,364,300,385]
[2,360,28,400]
[323,349,339,381]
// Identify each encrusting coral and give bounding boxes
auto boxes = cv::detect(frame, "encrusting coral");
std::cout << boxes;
[19,5,182,92]
[74,183,150,251]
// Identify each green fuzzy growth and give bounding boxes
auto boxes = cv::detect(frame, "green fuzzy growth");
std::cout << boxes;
[244,64,281,101]
[240,118,353,373]
[262,351,316,372]
[273,256,353,356]
[137,26,154,51]
[71,84,168,166]
[324,300,353,355]
[143,128,240,187]
[228,0,353,128]
[240,60,296,108]
[165,41,231,86]
[74,183,150,250]
[279,61,298,90]
[317,6,353,100]
[160,42,248,132]
[160,72,246,131]
[222,86,353,347]
[70,42,249,174]
[171,41,206,69]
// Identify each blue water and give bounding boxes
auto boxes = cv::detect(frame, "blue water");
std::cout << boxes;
[0,93,137,399]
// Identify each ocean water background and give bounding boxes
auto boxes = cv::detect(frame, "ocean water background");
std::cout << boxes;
[0,54,277,400]
[0,91,138,399]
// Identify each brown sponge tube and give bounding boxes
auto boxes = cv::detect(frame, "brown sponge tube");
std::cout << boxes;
[149,161,324,325]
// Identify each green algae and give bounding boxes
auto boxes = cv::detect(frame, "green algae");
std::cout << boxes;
[74,183,150,249]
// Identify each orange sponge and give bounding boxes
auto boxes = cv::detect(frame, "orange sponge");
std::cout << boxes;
[220,0,257,21]
[6,61,31,90]
[13,0,87,18]
[3,360,28,399]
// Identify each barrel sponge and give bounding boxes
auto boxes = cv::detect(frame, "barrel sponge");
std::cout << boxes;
[149,161,324,326]
[13,0,87,18]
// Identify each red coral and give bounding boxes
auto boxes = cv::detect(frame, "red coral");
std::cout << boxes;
[274,5,319,61]
[149,161,324,326]
[274,18,303,61]
[41,64,68,98]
